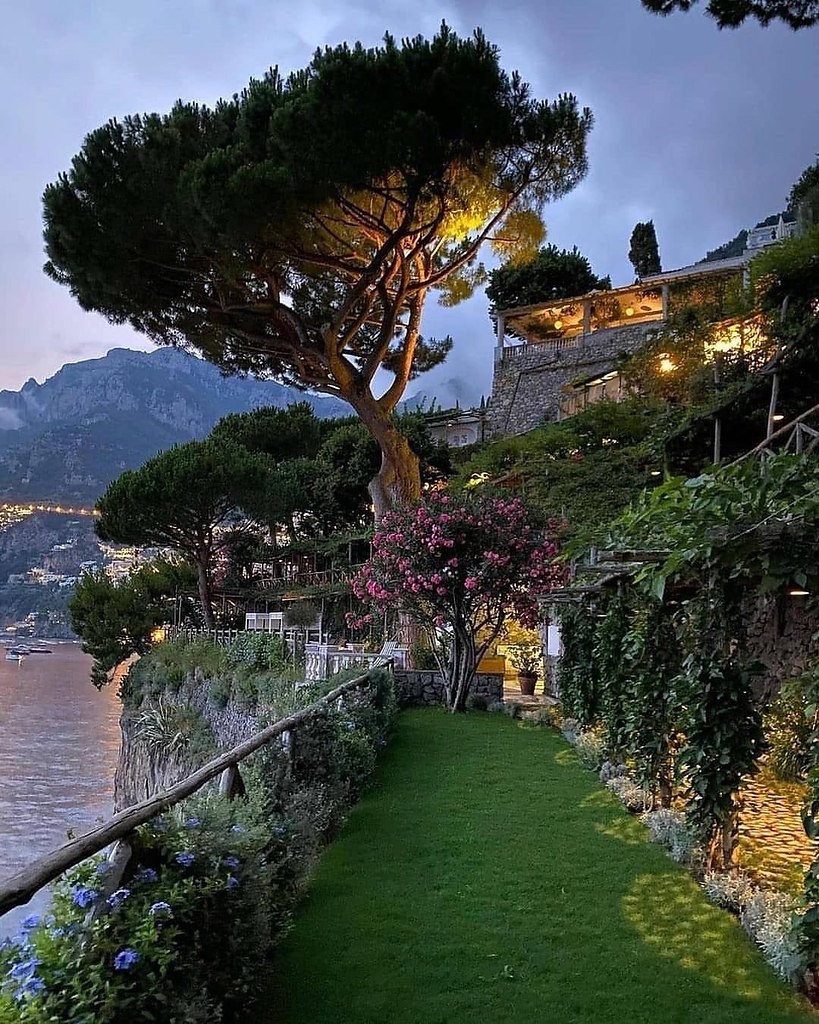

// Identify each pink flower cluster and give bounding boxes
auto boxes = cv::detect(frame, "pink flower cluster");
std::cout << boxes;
[350,491,565,635]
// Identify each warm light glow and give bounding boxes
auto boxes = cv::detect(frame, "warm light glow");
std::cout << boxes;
[658,355,676,374]
[788,588,810,597]
[151,626,167,643]
[706,315,766,358]
[625,306,634,317]
[553,319,563,330]
[772,414,784,422]
[650,470,662,477]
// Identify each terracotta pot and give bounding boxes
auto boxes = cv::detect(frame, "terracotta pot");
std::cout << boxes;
[518,671,537,696]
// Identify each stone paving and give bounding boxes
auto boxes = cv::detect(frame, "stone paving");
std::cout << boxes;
[738,769,817,895]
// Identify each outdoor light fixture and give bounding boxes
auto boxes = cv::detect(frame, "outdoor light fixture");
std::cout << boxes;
[554,319,563,330]
[772,414,785,422]
[658,356,676,374]
[625,306,635,317]
[650,470,662,477]
[788,588,810,597]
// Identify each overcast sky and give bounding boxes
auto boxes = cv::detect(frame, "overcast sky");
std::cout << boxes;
[0,0,816,402]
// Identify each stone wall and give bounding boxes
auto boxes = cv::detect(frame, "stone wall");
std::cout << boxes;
[487,322,657,437]
[394,669,503,706]
[745,594,819,700]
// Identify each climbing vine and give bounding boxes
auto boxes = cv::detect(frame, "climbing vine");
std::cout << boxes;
[558,453,819,869]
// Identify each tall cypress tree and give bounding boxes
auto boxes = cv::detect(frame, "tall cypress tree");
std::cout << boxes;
[628,221,662,279]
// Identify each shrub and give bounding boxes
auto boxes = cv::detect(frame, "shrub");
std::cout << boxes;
[465,694,489,712]
[574,730,606,770]
[701,871,756,912]
[605,775,650,812]
[741,890,803,982]
[599,761,630,783]
[561,718,580,745]
[226,632,289,673]
[641,808,699,864]
[764,686,812,782]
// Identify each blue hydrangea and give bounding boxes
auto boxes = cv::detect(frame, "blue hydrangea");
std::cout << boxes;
[20,915,40,931]
[230,823,246,833]
[107,888,130,908]
[184,817,201,828]
[71,886,99,909]
[12,974,46,1001]
[95,860,112,876]
[134,867,158,884]
[113,948,140,971]
[273,824,287,837]
[175,852,195,867]
[222,855,241,870]
[9,958,41,979]
[148,901,172,918]
[345,720,356,731]
[226,875,240,891]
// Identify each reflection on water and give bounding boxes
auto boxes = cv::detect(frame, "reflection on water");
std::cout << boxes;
[0,646,121,935]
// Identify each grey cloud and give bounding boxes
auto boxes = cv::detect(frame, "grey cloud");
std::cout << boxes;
[0,0,816,403]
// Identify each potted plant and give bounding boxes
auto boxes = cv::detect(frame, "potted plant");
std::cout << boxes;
[508,642,541,696]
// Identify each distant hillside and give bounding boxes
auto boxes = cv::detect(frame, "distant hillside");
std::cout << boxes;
[700,212,793,263]
[0,347,350,503]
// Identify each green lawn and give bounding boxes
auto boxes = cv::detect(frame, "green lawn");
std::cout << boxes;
[265,710,813,1024]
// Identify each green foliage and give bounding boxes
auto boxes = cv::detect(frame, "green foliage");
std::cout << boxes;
[70,559,195,687]
[789,157,819,229]
[96,438,269,625]
[750,226,819,343]
[486,243,610,316]
[0,669,396,1022]
[640,0,819,29]
[678,643,765,867]
[566,454,819,867]
[628,220,661,278]
[456,397,674,545]
[609,453,819,597]
[557,604,600,727]
[621,601,682,805]
[764,683,814,782]
[43,27,593,505]
[225,632,289,673]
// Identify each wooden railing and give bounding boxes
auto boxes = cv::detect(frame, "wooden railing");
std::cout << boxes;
[733,402,819,464]
[0,673,373,918]
[256,565,363,591]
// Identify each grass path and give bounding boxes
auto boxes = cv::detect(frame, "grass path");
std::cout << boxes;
[265,710,813,1024]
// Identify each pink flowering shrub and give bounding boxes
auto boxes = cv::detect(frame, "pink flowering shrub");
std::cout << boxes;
[350,492,564,711]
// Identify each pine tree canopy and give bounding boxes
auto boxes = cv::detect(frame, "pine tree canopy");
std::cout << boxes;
[43,25,592,510]
[640,0,819,29]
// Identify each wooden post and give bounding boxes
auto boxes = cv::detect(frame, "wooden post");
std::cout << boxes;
[767,370,780,439]
[219,764,245,801]
[582,299,591,335]
[661,283,670,320]
[713,356,722,464]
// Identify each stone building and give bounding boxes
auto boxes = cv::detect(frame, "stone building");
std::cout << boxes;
[487,216,797,438]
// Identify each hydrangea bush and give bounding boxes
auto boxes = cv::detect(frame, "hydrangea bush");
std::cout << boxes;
[350,491,563,711]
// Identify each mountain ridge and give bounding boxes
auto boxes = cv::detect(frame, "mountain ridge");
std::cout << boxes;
[0,347,351,503]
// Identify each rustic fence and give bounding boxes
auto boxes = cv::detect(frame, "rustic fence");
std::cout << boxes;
[0,672,374,919]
